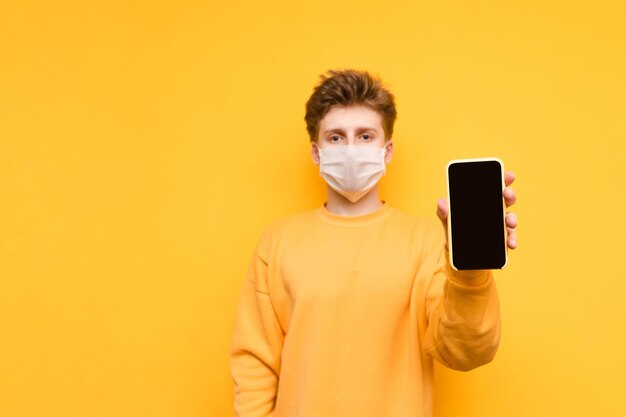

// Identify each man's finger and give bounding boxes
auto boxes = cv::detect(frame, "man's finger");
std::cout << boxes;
[503,187,517,207]
[436,198,448,220]
[505,212,518,229]
[504,171,515,187]
[507,227,517,249]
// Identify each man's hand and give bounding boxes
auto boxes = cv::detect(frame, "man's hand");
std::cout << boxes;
[436,171,518,251]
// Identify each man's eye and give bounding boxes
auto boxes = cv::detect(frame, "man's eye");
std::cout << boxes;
[330,135,341,142]
[362,134,371,140]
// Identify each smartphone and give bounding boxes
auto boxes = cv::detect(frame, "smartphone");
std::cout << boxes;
[446,158,507,270]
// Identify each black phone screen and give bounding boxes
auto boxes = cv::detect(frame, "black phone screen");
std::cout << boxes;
[447,160,507,270]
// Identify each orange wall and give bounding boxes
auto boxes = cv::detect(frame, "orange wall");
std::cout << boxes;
[1,1,625,416]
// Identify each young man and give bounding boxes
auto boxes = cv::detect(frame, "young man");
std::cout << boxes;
[230,69,518,417]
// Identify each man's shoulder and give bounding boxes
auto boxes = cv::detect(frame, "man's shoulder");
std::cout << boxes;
[249,207,318,260]
[265,207,318,232]
[255,207,319,245]
[387,207,446,252]
[389,206,440,232]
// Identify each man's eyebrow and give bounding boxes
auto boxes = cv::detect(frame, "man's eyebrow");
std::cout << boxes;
[323,127,378,134]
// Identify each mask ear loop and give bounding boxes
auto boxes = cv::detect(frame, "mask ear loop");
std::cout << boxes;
[384,139,394,163]
[381,143,390,176]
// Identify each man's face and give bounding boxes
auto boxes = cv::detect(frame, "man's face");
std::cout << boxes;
[311,104,393,165]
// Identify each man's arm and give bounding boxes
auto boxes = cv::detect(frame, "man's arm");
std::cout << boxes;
[230,248,284,417]
[421,169,516,370]
[422,229,500,371]
[422,233,501,371]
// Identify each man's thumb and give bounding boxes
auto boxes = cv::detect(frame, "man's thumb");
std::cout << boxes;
[436,198,448,220]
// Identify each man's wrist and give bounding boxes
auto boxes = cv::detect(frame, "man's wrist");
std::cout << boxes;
[443,245,492,286]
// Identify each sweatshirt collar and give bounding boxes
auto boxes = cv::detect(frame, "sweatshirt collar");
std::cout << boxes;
[316,201,394,227]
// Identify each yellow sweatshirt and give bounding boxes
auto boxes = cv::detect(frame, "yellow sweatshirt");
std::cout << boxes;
[230,202,501,417]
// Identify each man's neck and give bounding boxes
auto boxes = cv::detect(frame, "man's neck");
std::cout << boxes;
[324,185,384,216]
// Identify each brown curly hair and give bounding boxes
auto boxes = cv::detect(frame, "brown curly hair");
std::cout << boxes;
[304,69,397,142]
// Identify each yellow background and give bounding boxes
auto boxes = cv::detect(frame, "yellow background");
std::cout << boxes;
[1,1,625,416]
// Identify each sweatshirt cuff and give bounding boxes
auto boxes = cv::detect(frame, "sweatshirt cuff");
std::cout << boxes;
[443,245,492,287]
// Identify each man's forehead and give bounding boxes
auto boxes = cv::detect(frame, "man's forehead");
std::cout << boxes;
[321,107,383,131]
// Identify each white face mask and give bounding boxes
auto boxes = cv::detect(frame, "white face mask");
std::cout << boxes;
[317,145,387,202]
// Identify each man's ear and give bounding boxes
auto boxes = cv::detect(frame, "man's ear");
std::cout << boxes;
[384,139,394,164]
[311,142,320,166]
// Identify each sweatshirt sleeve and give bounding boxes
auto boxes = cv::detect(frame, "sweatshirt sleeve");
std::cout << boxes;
[230,239,285,417]
[422,222,501,371]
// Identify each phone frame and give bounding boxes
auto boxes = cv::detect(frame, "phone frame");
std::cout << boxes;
[445,157,508,271]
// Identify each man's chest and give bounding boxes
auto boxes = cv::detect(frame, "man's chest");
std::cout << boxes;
[275,227,424,314]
